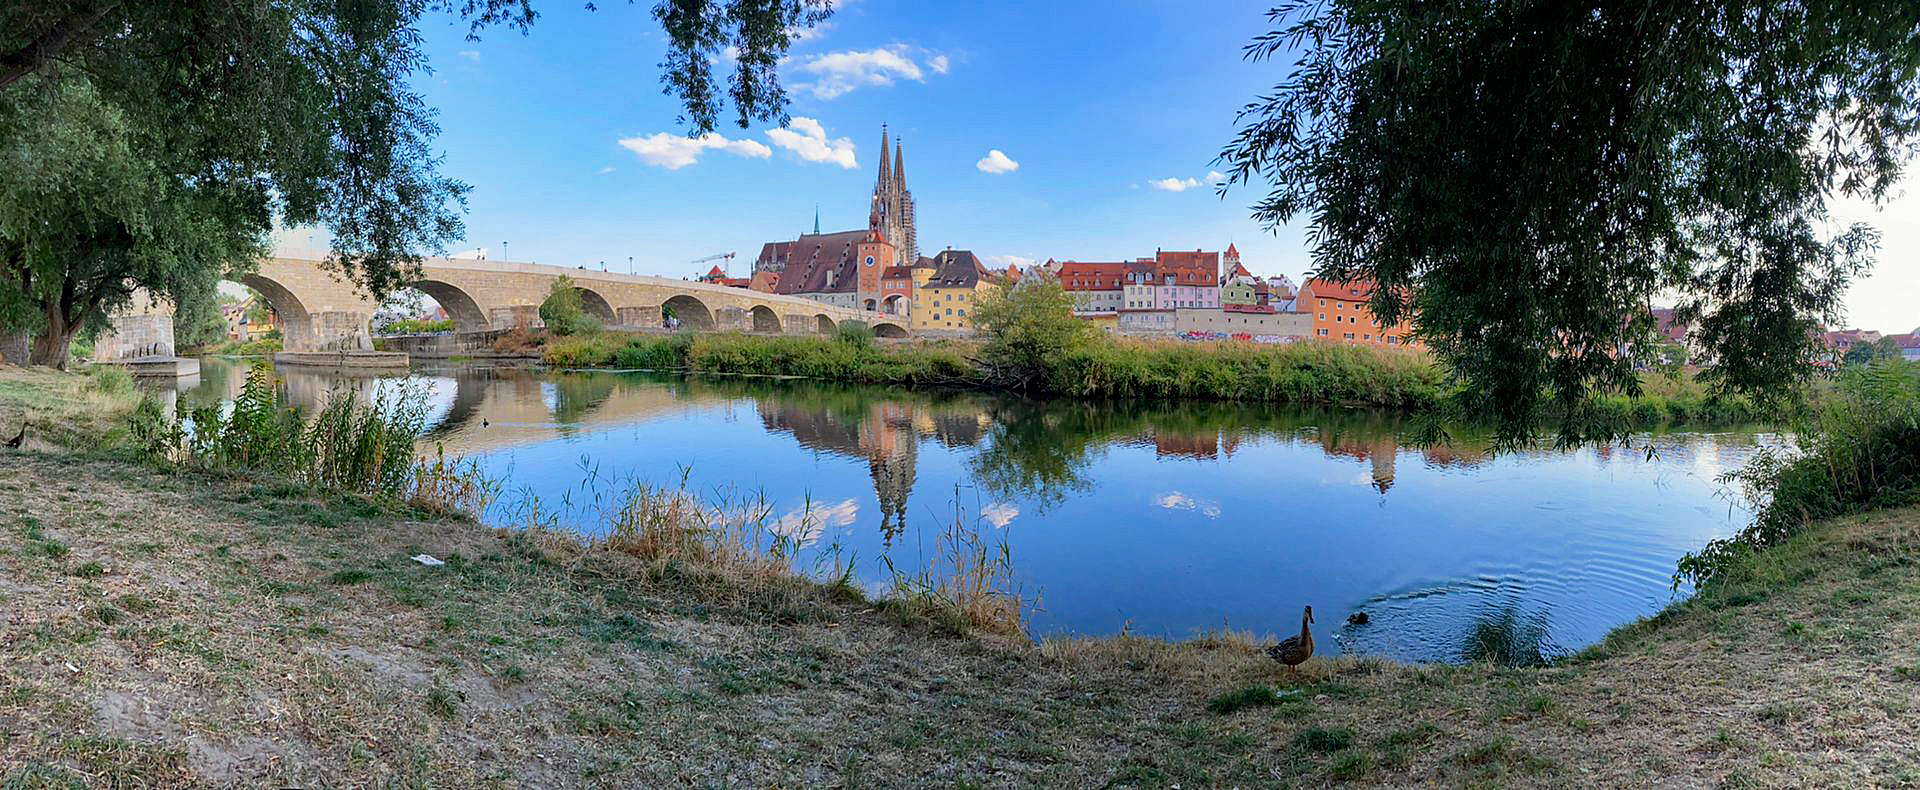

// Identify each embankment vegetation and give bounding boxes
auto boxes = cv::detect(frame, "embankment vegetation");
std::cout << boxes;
[542,327,1774,430]
[4,362,1920,785]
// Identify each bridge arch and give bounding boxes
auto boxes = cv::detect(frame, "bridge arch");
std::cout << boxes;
[575,287,617,326]
[662,294,713,331]
[749,305,780,333]
[814,314,835,334]
[231,273,314,350]
[408,279,491,333]
[872,322,908,338]
[882,294,904,315]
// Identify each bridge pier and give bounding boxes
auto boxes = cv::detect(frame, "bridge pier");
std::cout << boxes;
[782,314,814,334]
[489,305,540,329]
[617,305,661,329]
[712,307,751,332]
[302,310,376,352]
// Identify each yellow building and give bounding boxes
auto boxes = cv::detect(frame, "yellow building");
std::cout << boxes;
[911,249,999,332]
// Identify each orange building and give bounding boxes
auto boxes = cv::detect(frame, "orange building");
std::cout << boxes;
[1298,277,1420,348]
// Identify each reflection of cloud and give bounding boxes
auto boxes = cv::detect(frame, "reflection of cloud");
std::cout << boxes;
[1154,491,1221,518]
[769,498,859,547]
[981,502,1019,528]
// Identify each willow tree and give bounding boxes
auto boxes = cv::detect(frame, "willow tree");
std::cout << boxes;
[1221,1,1920,446]
[0,77,265,368]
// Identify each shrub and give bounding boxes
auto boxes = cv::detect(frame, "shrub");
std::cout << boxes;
[835,320,874,348]
[539,275,601,337]
[131,361,493,511]
[971,279,1093,389]
[1678,360,1920,586]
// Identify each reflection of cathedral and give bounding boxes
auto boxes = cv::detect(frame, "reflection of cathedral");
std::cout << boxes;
[1318,433,1399,493]
[757,397,986,546]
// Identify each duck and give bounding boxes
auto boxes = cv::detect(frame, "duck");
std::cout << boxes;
[3,421,24,449]
[1348,611,1369,626]
[1267,605,1314,671]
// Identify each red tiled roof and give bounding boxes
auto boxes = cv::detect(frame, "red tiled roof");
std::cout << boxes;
[772,230,869,295]
[1300,276,1377,302]
[748,270,779,292]
[1223,303,1277,314]
[706,265,727,278]
[880,265,913,280]
[1153,250,1219,286]
[1057,261,1126,291]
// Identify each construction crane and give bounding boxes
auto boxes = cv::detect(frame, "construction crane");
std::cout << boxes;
[689,251,737,279]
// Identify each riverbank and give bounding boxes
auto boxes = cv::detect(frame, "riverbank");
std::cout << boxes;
[544,330,1770,424]
[3,366,1917,786]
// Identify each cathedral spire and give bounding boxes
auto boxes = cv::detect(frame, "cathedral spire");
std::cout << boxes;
[876,124,891,190]
[813,204,820,235]
[893,138,906,189]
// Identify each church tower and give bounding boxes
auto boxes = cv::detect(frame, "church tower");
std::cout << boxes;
[869,125,918,267]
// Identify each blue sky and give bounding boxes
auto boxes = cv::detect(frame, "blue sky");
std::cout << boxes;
[279,0,1918,334]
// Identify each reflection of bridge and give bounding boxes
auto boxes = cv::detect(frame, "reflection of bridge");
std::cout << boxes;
[99,256,911,359]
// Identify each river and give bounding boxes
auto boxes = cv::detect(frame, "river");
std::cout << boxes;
[164,356,1773,663]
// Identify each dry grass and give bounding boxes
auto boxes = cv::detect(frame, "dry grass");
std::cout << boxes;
[0,365,142,448]
[3,371,1919,786]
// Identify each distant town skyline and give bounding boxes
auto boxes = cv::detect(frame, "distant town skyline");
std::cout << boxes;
[274,0,1916,335]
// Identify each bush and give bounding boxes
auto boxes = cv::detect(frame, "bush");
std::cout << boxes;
[1678,360,1920,586]
[539,275,601,337]
[835,320,874,348]
[131,361,493,512]
[971,279,1093,388]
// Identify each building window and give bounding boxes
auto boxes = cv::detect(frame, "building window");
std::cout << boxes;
[1318,313,1325,320]
[958,309,966,317]
[1317,328,1328,336]
[1344,332,1355,339]
[946,308,953,315]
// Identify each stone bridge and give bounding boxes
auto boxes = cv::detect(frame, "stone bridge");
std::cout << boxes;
[98,256,905,359]
[241,256,903,351]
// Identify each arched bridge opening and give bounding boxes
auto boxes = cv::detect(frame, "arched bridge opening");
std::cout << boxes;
[749,305,781,333]
[662,294,713,331]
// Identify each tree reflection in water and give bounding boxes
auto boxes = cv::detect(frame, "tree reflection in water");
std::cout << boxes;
[1459,603,1562,667]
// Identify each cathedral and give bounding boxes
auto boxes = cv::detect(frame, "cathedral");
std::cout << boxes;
[869,125,918,267]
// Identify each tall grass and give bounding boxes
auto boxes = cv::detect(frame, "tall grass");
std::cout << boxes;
[128,362,495,515]
[500,463,1030,639]
[1678,360,1920,586]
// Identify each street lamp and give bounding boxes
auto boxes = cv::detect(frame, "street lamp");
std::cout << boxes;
[627,256,634,274]
[502,241,509,261]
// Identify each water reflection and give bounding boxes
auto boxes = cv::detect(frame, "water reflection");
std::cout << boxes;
[165,357,1774,663]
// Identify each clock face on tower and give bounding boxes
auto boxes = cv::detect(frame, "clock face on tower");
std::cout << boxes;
[864,255,875,266]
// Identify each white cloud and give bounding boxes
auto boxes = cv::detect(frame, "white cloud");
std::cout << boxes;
[1154,491,1222,518]
[795,46,928,99]
[617,132,772,169]
[769,498,859,547]
[976,149,1020,174]
[981,502,1019,528]
[1149,171,1227,192]
[764,116,859,168]
[457,50,480,61]
[597,166,615,174]
[927,54,950,74]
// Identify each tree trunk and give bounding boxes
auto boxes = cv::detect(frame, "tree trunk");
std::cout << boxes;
[29,306,73,369]
[0,329,28,366]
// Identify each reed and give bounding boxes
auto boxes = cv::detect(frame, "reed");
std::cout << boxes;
[129,361,494,513]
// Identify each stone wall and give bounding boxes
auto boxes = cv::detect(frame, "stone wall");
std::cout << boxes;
[1175,309,1312,338]
[94,313,176,360]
